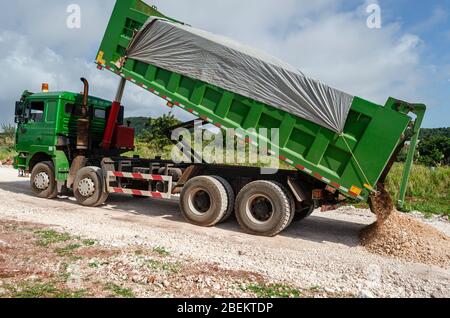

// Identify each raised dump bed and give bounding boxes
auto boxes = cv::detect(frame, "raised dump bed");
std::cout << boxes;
[96,0,425,204]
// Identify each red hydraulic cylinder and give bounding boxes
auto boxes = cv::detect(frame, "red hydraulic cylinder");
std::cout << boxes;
[102,100,121,150]
[102,78,126,150]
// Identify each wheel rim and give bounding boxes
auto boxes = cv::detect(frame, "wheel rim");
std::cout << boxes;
[188,188,212,216]
[246,194,274,224]
[34,172,50,190]
[77,177,96,197]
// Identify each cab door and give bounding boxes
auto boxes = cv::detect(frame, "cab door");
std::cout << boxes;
[17,100,57,153]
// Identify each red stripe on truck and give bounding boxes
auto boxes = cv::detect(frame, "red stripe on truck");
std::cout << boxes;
[331,182,341,189]
[151,175,164,182]
[132,173,144,180]
[152,192,163,199]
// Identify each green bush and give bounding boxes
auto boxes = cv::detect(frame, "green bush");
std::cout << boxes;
[386,163,450,216]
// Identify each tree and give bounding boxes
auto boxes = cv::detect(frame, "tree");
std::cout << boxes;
[417,136,450,166]
[0,123,16,148]
[138,113,181,151]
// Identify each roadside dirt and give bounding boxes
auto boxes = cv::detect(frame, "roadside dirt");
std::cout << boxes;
[0,167,449,298]
[0,220,344,298]
[361,184,450,268]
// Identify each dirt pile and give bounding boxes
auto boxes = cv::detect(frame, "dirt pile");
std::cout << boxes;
[361,184,450,268]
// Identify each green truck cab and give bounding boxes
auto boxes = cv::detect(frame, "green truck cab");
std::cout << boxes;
[14,88,131,187]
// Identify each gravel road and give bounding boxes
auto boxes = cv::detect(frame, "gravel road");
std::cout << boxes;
[0,166,448,298]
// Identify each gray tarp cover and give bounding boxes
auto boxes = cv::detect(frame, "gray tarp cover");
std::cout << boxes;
[126,17,354,133]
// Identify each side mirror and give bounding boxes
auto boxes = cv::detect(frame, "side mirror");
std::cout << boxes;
[14,101,23,123]
[14,101,29,124]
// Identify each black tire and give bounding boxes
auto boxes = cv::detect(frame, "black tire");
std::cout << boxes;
[73,166,107,207]
[278,182,296,228]
[235,180,293,237]
[293,203,315,222]
[94,168,109,207]
[30,161,58,199]
[180,176,228,227]
[213,176,235,223]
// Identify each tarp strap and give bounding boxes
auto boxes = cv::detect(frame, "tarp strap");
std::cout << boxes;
[340,134,373,192]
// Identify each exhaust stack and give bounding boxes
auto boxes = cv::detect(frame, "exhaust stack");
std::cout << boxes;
[77,78,90,150]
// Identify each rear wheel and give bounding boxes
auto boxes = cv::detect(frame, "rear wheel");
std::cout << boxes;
[235,181,294,237]
[73,167,108,207]
[180,176,228,227]
[30,161,58,199]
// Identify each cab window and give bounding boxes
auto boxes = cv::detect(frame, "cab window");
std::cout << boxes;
[94,109,106,120]
[30,102,45,122]
[65,103,83,117]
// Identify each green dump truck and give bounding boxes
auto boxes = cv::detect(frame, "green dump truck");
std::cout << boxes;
[13,0,425,237]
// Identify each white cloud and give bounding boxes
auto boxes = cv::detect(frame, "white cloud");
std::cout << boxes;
[0,30,184,124]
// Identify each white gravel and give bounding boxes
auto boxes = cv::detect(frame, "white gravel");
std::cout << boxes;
[0,166,448,298]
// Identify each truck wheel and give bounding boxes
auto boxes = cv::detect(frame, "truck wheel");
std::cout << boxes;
[30,161,58,199]
[73,167,107,207]
[235,181,293,237]
[180,176,228,227]
[213,176,235,223]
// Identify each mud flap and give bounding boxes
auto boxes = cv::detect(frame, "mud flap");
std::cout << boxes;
[67,156,87,189]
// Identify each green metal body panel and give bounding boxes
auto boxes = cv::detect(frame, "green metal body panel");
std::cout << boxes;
[95,0,425,202]
[14,91,112,181]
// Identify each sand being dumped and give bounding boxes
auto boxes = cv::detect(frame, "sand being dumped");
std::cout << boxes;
[360,184,450,268]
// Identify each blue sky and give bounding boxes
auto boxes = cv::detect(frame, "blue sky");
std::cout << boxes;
[0,0,448,128]
[378,0,450,128]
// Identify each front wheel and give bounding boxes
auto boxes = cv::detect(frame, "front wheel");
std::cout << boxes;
[73,167,108,207]
[30,161,58,199]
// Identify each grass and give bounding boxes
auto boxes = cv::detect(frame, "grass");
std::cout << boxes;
[82,239,97,247]
[147,259,181,274]
[54,244,82,257]
[105,283,135,298]
[4,282,86,298]
[153,246,170,256]
[0,146,16,162]
[385,163,450,216]
[88,261,101,268]
[243,283,302,298]
[34,230,72,247]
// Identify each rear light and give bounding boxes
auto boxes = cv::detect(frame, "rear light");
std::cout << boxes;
[42,83,49,92]
[312,189,324,200]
